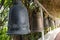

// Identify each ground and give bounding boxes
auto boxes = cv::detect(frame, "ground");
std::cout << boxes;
[55,32,60,40]
[38,27,60,40]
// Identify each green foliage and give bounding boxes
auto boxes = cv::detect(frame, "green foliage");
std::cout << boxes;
[0,27,10,40]
[29,2,35,10]
[0,0,12,40]
[23,32,41,40]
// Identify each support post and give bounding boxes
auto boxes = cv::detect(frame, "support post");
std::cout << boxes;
[39,7,44,40]
[11,35,23,40]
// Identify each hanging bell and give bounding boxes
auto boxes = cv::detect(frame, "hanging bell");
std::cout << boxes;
[43,13,49,27]
[44,18,49,27]
[48,16,53,27]
[30,11,42,32]
[7,0,30,35]
[43,17,49,27]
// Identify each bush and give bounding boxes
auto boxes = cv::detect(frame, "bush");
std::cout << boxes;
[0,27,10,40]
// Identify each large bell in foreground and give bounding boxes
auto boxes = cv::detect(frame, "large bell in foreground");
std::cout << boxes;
[7,0,30,35]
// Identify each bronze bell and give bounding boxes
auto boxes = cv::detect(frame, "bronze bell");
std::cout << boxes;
[30,11,42,32]
[43,17,49,27]
[7,0,30,35]
[43,13,49,27]
[48,16,53,27]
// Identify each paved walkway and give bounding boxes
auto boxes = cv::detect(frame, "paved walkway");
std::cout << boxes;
[38,27,60,40]
[54,32,60,40]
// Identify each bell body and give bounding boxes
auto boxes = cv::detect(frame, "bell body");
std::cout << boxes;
[31,12,41,32]
[48,17,53,27]
[43,13,49,27]
[31,13,38,32]
[7,1,30,35]
[43,17,49,27]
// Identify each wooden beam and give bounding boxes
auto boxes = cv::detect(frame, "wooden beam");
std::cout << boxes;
[34,0,56,20]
